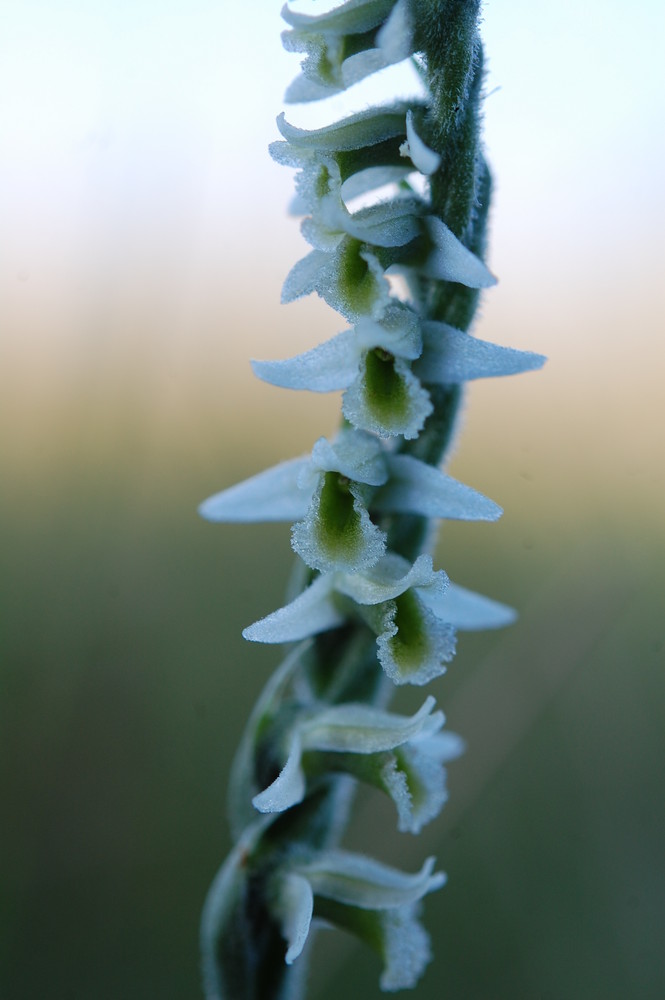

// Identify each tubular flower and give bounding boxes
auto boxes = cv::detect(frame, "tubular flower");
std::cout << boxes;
[200,2,545,997]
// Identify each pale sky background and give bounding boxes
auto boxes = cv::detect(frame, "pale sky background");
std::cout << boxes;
[1,0,663,518]
[2,0,662,317]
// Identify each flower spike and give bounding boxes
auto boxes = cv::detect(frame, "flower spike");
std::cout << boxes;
[200,3,545,995]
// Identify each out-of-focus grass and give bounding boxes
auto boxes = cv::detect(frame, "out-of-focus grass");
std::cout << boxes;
[2,391,663,999]
[314,546,665,1000]
[1,449,287,997]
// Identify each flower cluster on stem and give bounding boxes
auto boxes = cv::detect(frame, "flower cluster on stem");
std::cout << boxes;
[200,2,544,997]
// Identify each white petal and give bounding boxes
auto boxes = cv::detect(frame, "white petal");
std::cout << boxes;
[301,696,441,754]
[299,167,421,248]
[341,201,422,247]
[354,307,422,360]
[384,744,448,834]
[421,217,497,288]
[308,894,435,991]
[414,729,466,763]
[376,0,413,62]
[343,0,415,87]
[281,0,391,34]
[281,0,414,98]
[243,574,344,644]
[422,581,517,630]
[340,48,389,89]
[276,106,408,152]
[255,310,420,409]
[281,248,328,304]
[310,431,387,485]
[252,733,306,814]
[199,457,311,523]
[285,72,337,103]
[403,109,441,175]
[374,453,502,521]
[283,242,391,322]
[416,321,547,382]
[272,872,314,966]
[227,642,312,838]
[251,330,360,393]
[378,905,433,991]
[269,138,313,169]
[340,164,412,201]
[337,553,445,606]
[299,851,445,910]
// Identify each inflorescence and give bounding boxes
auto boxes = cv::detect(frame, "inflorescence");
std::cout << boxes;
[200,2,544,997]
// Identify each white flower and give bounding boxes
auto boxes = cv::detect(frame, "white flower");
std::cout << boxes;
[270,849,444,990]
[251,694,463,833]
[243,552,516,686]
[199,429,386,573]
[281,214,497,320]
[275,106,498,324]
[244,554,450,686]
[291,432,388,572]
[253,305,433,439]
[251,306,546,437]
[199,433,501,529]
[281,0,414,102]
[282,238,393,322]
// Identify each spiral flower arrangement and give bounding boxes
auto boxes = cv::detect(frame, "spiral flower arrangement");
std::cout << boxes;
[200,2,544,996]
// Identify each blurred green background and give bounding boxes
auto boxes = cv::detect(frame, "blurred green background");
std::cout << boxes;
[2,360,663,999]
[2,2,664,998]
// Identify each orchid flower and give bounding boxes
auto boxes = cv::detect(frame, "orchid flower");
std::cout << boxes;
[250,694,464,834]
[271,850,445,990]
